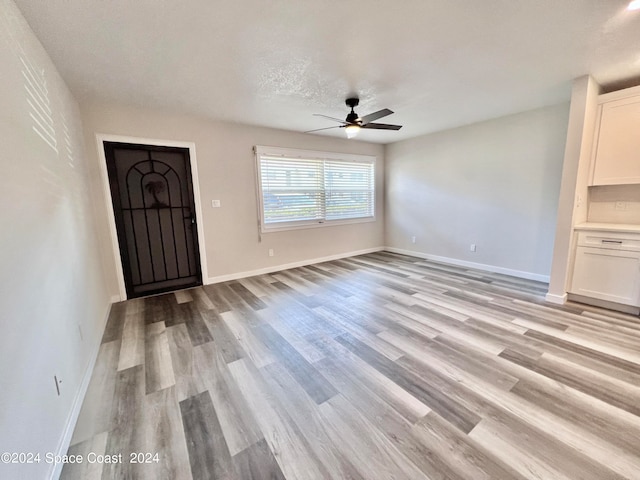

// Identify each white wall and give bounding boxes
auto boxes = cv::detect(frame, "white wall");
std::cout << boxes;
[0,1,111,478]
[385,103,569,280]
[80,102,385,299]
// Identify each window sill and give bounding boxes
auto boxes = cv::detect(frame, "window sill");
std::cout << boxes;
[260,216,376,234]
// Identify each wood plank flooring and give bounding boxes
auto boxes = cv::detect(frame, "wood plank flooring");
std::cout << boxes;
[62,252,640,480]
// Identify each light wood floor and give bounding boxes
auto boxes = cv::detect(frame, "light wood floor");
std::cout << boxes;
[62,252,640,480]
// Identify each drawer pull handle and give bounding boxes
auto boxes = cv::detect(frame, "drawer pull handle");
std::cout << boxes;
[601,240,623,244]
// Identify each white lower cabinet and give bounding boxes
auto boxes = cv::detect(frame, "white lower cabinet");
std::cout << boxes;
[571,245,640,307]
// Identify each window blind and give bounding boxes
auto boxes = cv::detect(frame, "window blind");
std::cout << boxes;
[324,160,374,221]
[256,148,375,231]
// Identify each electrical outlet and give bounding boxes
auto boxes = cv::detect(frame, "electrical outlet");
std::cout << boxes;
[411,236,416,244]
[470,244,477,252]
[211,199,221,208]
[615,201,627,211]
[268,249,274,257]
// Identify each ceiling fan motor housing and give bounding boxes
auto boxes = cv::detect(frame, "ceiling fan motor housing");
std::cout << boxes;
[346,111,360,123]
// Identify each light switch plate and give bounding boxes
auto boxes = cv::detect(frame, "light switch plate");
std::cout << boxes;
[211,199,221,208]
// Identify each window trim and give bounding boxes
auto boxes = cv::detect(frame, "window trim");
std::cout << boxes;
[254,145,376,233]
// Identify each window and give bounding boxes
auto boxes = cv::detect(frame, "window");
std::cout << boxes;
[255,146,375,232]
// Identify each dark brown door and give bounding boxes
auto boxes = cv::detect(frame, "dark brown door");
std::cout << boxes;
[104,142,202,298]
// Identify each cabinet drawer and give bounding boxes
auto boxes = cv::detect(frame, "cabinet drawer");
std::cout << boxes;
[576,231,640,251]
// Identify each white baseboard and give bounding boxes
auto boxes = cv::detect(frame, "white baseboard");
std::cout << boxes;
[384,247,550,283]
[545,292,567,305]
[567,293,640,315]
[110,294,121,303]
[206,247,385,284]
[49,301,113,480]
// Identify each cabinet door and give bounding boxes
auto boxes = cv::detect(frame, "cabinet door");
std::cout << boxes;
[570,246,640,306]
[591,95,640,185]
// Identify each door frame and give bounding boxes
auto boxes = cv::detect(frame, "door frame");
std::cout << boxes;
[96,134,208,301]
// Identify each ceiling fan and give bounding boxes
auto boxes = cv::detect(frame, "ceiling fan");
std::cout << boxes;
[306,98,402,139]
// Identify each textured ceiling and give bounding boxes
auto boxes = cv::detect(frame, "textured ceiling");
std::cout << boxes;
[12,0,640,143]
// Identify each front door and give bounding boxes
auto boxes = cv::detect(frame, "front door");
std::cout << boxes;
[104,142,202,298]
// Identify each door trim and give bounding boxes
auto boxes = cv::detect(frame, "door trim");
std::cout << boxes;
[96,134,208,301]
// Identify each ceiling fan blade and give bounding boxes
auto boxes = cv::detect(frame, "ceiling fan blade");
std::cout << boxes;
[361,122,402,130]
[359,108,393,125]
[312,114,348,124]
[304,125,343,133]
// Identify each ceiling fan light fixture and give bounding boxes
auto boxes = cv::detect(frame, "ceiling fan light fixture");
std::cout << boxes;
[345,124,361,139]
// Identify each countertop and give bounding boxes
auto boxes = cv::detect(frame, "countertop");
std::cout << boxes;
[574,222,640,233]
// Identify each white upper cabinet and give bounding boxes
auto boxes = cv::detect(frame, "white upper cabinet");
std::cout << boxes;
[590,91,640,186]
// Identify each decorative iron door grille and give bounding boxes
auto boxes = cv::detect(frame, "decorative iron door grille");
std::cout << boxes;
[104,142,202,298]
